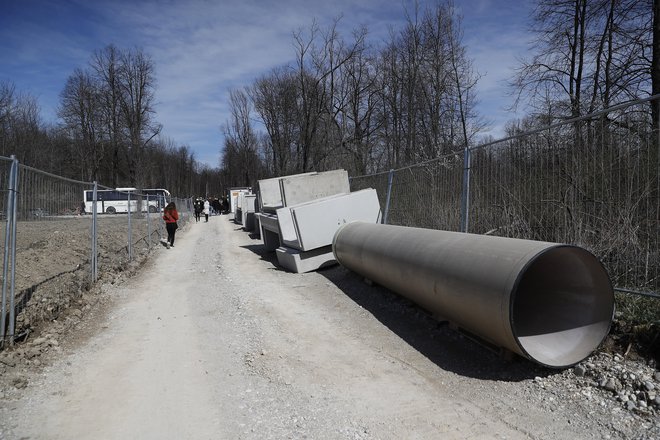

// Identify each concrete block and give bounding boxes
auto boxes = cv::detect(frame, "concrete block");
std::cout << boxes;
[256,213,281,251]
[241,211,255,231]
[252,214,262,238]
[257,172,316,212]
[241,194,256,213]
[279,189,381,251]
[279,169,349,207]
[257,177,284,212]
[241,195,257,230]
[275,245,337,273]
[275,204,299,248]
[228,187,251,213]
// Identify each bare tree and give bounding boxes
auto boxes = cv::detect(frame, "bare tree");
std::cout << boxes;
[292,20,326,172]
[250,67,299,175]
[292,17,364,171]
[445,5,483,150]
[513,0,589,118]
[1,48,223,197]
[0,80,16,158]
[653,0,660,135]
[514,0,652,118]
[245,1,480,176]
[0,85,45,167]
[334,35,383,174]
[379,4,424,166]
[58,68,104,181]
[90,45,125,186]
[116,47,161,187]
[221,88,264,187]
[376,2,480,167]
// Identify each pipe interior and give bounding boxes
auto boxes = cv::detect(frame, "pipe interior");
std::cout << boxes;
[511,246,614,368]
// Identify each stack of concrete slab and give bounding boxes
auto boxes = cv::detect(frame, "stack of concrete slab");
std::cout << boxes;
[238,193,257,231]
[228,187,252,224]
[254,169,381,273]
[228,187,252,214]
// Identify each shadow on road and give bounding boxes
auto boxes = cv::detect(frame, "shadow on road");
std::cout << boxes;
[240,244,289,272]
[317,264,554,382]
[237,232,554,382]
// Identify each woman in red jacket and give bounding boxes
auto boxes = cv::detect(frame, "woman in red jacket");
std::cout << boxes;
[163,202,179,249]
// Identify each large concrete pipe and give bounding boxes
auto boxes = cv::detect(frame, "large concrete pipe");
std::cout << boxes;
[332,222,615,368]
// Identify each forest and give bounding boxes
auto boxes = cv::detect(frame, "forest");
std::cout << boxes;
[0,45,216,197]
[0,1,657,195]
[220,0,659,187]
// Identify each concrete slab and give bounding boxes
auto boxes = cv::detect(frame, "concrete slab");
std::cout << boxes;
[241,195,257,230]
[257,173,314,212]
[252,214,262,238]
[243,212,256,231]
[255,213,281,251]
[228,187,251,213]
[279,169,349,207]
[275,205,300,249]
[241,194,256,212]
[257,177,284,213]
[275,245,337,273]
[288,189,381,251]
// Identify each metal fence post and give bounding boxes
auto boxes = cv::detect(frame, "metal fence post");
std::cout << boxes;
[91,182,98,282]
[8,158,19,340]
[1,156,18,342]
[459,146,471,233]
[127,191,132,261]
[158,195,164,240]
[0,161,14,341]
[146,194,151,249]
[382,169,395,225]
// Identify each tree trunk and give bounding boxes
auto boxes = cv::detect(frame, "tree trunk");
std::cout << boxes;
[652,0,660,137]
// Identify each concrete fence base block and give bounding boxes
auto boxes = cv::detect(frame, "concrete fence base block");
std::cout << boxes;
[242,212,256,232]
[275,245,337,273]
[256,213,281,251]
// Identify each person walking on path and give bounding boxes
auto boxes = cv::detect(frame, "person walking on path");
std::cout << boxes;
[203,199,210,222]
[163,202,179,248]
[194,198,203,222]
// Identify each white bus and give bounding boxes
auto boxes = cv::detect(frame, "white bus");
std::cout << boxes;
[84,188,170,214]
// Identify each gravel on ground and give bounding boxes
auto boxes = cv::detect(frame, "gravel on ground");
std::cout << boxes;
[0,215,658,439]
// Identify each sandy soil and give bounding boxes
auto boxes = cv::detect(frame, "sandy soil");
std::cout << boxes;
[0,215,657,439]
[5,214,165,335]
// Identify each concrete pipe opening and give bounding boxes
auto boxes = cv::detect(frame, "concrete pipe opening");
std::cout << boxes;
[511,246,614,368]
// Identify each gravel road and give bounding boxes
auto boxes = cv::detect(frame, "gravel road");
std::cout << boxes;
[0,215,657,439]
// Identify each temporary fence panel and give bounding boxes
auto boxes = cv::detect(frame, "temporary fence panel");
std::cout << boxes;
[0,158,189,345]
[350,98,659,298]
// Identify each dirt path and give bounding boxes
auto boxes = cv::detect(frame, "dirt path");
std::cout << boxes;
[0,216,636,439]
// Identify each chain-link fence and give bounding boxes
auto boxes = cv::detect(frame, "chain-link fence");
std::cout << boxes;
[0,157,192,345]
[351,97,660,302]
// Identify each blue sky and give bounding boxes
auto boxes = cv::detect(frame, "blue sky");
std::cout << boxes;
[0,0,532,167]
